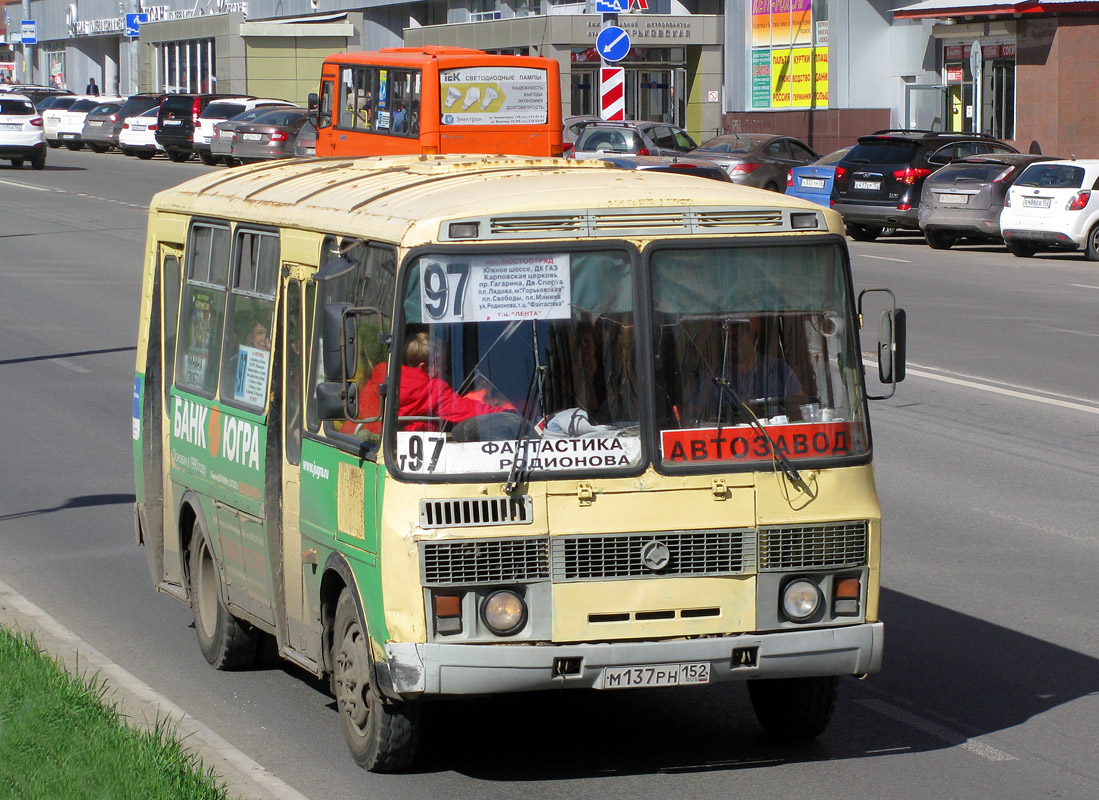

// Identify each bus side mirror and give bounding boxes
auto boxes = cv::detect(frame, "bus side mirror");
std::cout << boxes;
[308,92,318,111]
[858,288,906,400]
[322,302,357,383]
[316,379,358,421]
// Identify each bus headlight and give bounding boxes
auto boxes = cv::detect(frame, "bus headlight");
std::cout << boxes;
[481,590,527,636]
[781,579,821,622]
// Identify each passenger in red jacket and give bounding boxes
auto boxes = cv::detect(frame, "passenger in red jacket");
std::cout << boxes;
[399,331,512,432]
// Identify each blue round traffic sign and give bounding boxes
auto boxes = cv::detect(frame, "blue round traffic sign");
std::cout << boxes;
[597,26,631,64]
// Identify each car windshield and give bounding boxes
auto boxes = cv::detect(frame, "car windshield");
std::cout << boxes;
[202,103,246,120]
[389,249,641,479]
[0,99,35,115]
[575,127,642,153]
[845,141,920,164]
[650,242,867,470]
[694,135,767,154]
[69,99,101,113]
[251,109,307,126]
[1014,164,1085,189]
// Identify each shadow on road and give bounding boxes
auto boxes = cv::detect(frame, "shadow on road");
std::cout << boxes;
[0,345,136,366]
[0,493,136,522]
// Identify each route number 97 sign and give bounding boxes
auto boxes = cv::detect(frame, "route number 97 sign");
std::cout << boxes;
[419,254,571,322]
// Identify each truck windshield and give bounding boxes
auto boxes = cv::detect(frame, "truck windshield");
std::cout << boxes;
[392,249,641,478]
[649,241,868,469]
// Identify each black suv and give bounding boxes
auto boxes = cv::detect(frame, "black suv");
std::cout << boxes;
[832,129,1018,241]
[156,93,254,162]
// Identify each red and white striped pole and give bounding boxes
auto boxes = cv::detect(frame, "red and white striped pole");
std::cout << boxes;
[600,66,625,121]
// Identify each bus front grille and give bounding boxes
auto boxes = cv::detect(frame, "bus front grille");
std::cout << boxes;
[758,521,868,571]
[550,529,757,582]
[419,496,533,529]
[421,537,550,586]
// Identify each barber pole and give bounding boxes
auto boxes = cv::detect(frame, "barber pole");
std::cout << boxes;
[600,67,625,121]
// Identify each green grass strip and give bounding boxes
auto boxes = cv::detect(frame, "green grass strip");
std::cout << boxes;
[0,626,235,800]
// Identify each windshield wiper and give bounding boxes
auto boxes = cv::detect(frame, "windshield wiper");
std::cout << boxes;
[504,323,547,495]
[712,376,812,495]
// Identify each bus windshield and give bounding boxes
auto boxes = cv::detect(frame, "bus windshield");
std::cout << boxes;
[391,249,641,478]
[651,241,868,468]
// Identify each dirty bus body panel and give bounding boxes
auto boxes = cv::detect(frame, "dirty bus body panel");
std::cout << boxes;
[132,155,901,772]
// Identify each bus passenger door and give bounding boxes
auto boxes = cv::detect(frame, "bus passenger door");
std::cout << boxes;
[280,270,309,652]
[157,244,185,589]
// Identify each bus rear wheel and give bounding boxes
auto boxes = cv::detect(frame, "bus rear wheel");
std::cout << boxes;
[748,675,838,740]
[188,521,259,669]
[332,590,420,772]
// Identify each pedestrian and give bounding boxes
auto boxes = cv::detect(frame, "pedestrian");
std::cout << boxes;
[86,77,100,96]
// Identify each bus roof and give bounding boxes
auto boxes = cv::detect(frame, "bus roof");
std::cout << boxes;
[325,46,533,65]
[149,155,841,247]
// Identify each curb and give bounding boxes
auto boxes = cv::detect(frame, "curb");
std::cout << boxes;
[0,578,313,800]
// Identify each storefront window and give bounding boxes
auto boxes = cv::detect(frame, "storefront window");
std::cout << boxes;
[158,39,216,93]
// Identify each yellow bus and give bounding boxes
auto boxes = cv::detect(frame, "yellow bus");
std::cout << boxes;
[133,154,905,771]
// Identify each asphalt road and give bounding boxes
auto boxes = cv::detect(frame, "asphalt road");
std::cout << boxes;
[1,149,1097,800]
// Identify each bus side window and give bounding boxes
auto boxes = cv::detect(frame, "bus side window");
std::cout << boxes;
[285,279,303,465]
[175,223,231,398]
[162,252,181,408]
[338,67,355,129]
[219,229,280,410]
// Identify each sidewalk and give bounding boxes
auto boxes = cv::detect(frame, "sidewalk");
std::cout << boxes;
[0,578,312,800]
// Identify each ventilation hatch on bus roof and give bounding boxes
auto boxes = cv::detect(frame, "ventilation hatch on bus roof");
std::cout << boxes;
[439,207,823,240]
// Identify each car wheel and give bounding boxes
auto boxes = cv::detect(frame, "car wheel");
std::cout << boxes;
[9,158,24,169]
[847,223,883,242]
[31,153,45,170]
[924,228,957,250]
[748,676,838,740]
[223,157,239,167]
[65,142,84,151]
[136,151,156,160]
[47,140,61,149]
[763,182,780,192]
[198,151,219,166]
[89,143,109,153]
[1006,240,1039,258]
[166,148,191,163]
[188,519,259,670]
[1086,224,1099,261]
[332,590,421,772]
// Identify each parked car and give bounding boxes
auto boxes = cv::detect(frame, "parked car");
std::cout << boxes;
[229,107,313,163]
[118,107,164,159]
[41,95,81,147]
[1000,159,1099,259]
[567,120,697,160]
[832,129,1018,241]
[689,133,818,191]
[210,102,300,166]
[80,100,125,152]
[156,93,255,162]
[193,97,291,165]
[562,114,602,153]
[84,93,167,153]
[35,93,76,112]
[1,84,71,106]
[592,153,732,182]
[0,93,47,170]
[918,153,1058,249]
[55,95,122,150]
[292,118,317,158]
[785,146,852,206]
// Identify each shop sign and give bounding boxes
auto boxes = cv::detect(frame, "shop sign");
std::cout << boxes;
[586,17,700,40]
[69,17,127,36]
[946,64,963,82]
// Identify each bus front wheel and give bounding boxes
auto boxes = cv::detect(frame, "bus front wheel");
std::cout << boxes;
[188,521,259,669]
[332,590,421,772]
[747,675,838,740]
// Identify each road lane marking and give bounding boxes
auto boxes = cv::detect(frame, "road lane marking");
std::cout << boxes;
[865,357,1099,416]
[856,698,1017,762]
[0,578,313,800]
[49,358,91,374]
[1069,283,1099,290]
[858,254,913,263]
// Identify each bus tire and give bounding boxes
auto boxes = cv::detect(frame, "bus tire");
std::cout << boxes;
[332,590,420,772]
[188,521,259,670]
[747,675,838,740]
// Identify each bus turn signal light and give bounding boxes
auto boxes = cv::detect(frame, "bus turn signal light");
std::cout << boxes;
[833,577,861,616]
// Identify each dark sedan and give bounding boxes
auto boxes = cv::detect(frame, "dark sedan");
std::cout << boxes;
[688,133,818,191]
[918,153,1059,249]
[211,103,298,165]
[80,100,125,152]
[229,108,312,164]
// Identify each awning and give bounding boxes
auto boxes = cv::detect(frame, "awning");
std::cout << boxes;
[894,0,1099,18]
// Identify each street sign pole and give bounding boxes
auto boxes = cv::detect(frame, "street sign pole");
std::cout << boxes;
[970,39,982,135]
[596,0,631,121]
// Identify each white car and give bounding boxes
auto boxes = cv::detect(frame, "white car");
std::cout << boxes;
[0,93,47,169]
[1001,159,1099,259]
[193,97,292,165]
[118,107,165,160]
[54,95,122,150]
[41,95,80,147]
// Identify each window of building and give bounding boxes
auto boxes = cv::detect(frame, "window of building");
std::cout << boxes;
[157,39,216,93]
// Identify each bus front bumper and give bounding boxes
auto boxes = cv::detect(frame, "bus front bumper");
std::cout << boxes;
[381,622,883,697]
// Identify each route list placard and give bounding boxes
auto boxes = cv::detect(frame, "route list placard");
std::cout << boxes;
[419,254,572,322]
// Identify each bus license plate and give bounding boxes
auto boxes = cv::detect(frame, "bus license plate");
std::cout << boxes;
[938,193,968,204]
[853,180,880,190]
[1023,197,1051,208]
[600,662,710,689]
[242,133,263,141]
[800,178,826,189]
